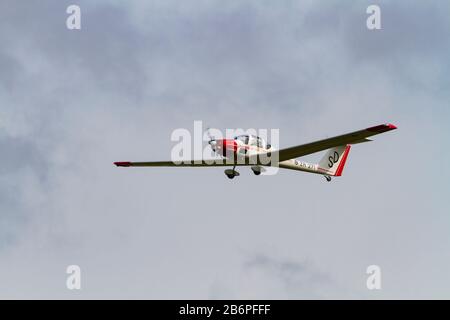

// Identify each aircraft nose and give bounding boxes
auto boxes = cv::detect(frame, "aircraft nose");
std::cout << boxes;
[210,139,228,154]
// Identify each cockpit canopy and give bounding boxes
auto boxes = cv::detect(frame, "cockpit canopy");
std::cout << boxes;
[235,134,270,149]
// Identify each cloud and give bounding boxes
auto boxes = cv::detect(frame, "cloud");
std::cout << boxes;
[243,254,334,298]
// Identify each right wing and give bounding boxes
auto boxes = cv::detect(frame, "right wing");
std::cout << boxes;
[275,123,397,162]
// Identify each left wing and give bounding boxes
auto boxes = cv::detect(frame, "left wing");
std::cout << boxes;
[114,160,249,167]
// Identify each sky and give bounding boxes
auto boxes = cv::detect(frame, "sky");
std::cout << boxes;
[0,0,449,299]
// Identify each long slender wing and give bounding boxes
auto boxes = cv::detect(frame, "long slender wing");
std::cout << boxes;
[114,160,248,167]
[275,123,397,162]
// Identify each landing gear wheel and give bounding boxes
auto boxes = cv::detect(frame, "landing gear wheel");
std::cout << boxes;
[324,175,332,182]
[224,168,240,179]
[251,166,264,176]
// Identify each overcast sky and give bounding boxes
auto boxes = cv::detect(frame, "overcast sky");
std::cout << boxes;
[1,0,449,299]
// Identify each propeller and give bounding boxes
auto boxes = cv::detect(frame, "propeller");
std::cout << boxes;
[205,127,214,142]
[204,127,217,150]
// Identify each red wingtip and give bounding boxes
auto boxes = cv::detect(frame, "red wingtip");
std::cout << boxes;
[114,162,131,167]
[367,123,398,132]
[387,123,397,130]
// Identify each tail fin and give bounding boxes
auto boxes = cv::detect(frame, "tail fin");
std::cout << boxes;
[318,145,351,176]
